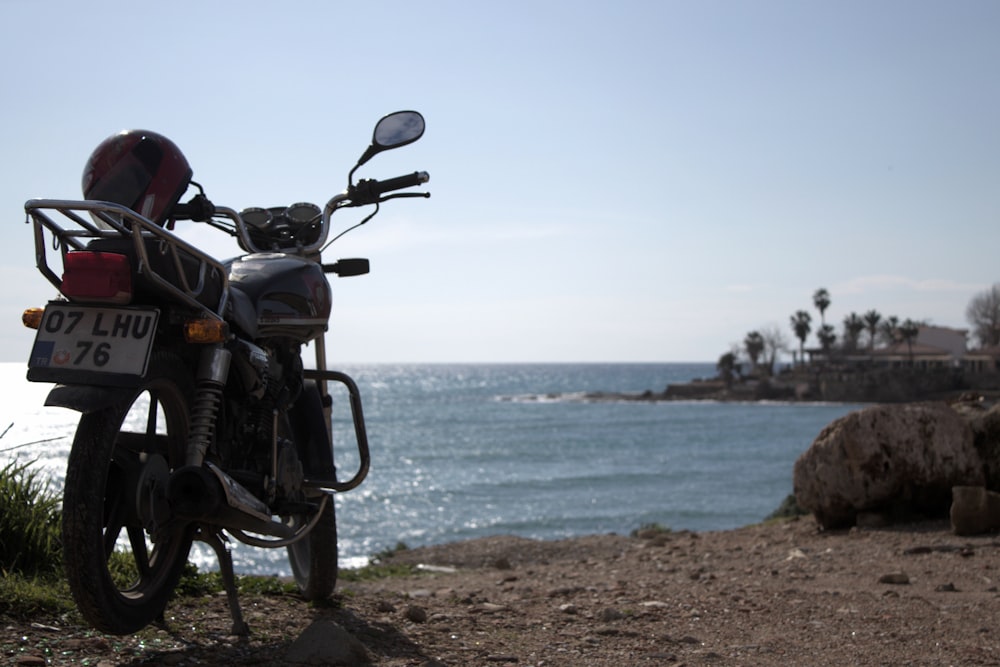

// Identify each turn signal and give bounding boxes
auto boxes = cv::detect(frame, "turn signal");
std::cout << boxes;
[22,307,44,329]
[184,318,229,344]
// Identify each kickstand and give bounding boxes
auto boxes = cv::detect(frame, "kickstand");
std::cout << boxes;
[194,528,250,636]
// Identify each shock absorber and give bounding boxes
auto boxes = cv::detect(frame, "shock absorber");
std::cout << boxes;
[185,345,232,467]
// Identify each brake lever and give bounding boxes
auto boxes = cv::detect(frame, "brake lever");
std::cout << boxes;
[378,192,432,203]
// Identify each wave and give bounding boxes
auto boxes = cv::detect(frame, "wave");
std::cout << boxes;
[496,392,863,407]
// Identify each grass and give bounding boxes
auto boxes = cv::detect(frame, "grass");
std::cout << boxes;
[764,493,808,522]
[0,573,75,621]
[0,458,419,623]
[174,563,301,597]
[630,522,672,538]
[340,561,417,582]
[0,459,63,578]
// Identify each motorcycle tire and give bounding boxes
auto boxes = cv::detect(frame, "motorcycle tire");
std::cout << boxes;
[285,381,338,600]
[287,497,338,600]
[62,352,194,634]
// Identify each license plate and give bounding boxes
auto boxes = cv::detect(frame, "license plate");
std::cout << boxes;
[28,304,159,377]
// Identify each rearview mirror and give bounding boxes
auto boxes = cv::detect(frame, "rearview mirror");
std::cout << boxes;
[373,110,425,149]
[354,111,425,171]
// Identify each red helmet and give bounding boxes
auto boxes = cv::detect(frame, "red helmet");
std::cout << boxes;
[82,129,192,225]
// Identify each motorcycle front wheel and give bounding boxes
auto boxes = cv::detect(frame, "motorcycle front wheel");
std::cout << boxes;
[287,496,338,600]
[284,382,338,600]
[62,354,194,634]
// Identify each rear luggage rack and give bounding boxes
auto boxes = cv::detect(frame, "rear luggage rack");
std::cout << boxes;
[25,199,231,318]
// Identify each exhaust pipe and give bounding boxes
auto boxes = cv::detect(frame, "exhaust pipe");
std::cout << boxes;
[167,463,295,539]
[168,466,223,518]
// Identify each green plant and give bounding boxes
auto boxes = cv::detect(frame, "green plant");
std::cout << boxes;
[174,562,300,598]
[370,541,409,562]
[764,493,808,522]
[0,459,62,577]
[0,573,75,621]
[630,522,672,538]
[339,561,417,582]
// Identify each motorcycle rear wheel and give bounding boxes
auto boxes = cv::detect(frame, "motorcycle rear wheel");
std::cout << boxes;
[62,354,194,634]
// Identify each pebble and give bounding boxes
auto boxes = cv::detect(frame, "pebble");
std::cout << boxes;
[15,656,46,667]
[597,607,625,622]
[879,572,910,585]
[406,605,429,623]
[493,557,513,570]
[641,600,670,609]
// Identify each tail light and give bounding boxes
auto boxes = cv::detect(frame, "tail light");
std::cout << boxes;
[60,251,133,304]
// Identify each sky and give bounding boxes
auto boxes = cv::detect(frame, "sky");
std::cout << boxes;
[1,0,998,364]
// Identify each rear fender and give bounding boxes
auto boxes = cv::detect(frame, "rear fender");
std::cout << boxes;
[44,384,135,414]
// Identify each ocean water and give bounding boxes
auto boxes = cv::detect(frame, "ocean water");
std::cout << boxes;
[0,362,860,574]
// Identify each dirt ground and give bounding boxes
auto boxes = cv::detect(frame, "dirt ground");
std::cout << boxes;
[4,517,1000,666]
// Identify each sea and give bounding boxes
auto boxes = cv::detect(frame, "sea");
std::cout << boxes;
[0,361,861,575]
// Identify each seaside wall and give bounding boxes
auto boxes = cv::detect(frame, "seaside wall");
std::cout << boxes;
[816,368,970,403]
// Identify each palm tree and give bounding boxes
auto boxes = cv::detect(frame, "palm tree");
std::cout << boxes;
[842,312,865,352]
[863,310,881,351]
[899,319,920,364]
[879,315,900,347]
[790,310,812,365]
[717,351,737,388]
[817,324,836,353]
[813,288,831,326]
[744,331,764,373]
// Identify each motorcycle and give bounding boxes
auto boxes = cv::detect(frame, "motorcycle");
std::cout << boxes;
[21,111,429,635]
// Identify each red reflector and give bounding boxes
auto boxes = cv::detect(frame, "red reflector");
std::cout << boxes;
[61,252,133,304]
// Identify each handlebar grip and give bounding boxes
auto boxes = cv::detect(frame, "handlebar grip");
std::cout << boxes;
[371,171,430,196]
[171,194,216,222]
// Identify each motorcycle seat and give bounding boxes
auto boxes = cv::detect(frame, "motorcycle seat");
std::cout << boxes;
[83,236,224,311]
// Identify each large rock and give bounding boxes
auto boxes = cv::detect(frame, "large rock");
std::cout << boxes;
[285,619,369,665]
[950,485,1000,535]
[959,401,1000,491]
[794,402,985,529]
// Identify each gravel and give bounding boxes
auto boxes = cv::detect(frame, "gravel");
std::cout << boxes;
[5,517,1000,665]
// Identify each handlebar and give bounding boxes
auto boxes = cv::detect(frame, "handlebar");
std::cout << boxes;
[171,194,217,222]
[204,170,430,255]
[349,171,430,205]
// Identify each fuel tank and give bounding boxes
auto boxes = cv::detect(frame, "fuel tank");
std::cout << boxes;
[227,253,331,342]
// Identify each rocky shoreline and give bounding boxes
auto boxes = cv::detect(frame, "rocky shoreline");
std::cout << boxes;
[5,518,1000,666]
[571,368,1000,405]
[8,391,1000,665]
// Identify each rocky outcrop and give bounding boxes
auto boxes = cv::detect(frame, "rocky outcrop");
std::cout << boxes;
[958,402,1000,490]
[793,402,985,529]
[950,485,1000,535]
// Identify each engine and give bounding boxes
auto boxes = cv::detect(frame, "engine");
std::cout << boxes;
[217,338,305,503]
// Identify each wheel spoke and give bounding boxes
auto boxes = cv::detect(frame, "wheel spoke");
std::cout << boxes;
[103,490,126,559]
[145,390,160,440]
[127,526,152,579]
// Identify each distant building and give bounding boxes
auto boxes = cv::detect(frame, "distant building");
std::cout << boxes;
[808,325,1000,372]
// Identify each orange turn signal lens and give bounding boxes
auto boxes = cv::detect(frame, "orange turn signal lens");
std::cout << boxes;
[184,318,229,344]
[22,308,44,329]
